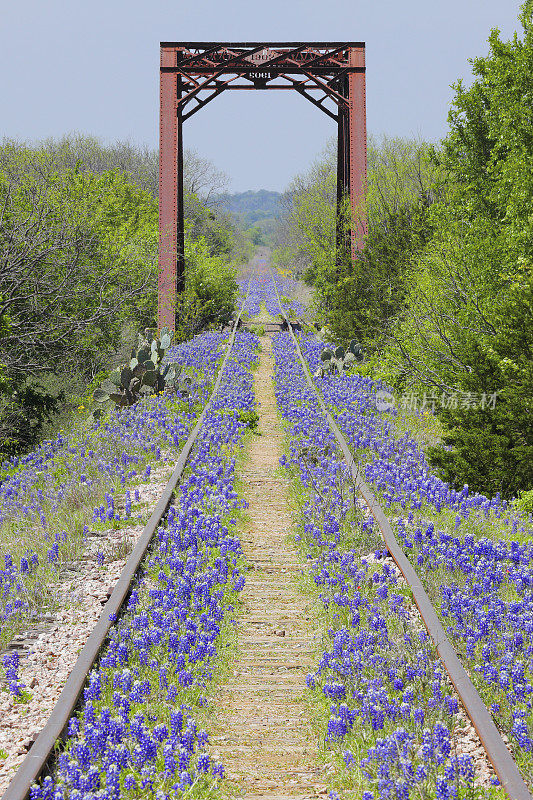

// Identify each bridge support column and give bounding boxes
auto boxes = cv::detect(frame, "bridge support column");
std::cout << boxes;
[347,46,367,256]
[158,47,180,333]
[336,74,349,259]
[336,46,367,262]
[158,42,367,324]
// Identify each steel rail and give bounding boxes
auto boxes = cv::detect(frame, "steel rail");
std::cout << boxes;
[270,272,532,800]
[2,279,254,800]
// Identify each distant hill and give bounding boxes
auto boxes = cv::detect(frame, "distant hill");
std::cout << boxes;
[214,190,282,230]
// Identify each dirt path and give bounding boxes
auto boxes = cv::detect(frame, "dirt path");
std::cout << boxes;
[210,335,326,800]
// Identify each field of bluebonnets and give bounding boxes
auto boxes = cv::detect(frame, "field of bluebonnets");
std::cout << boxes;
[0,332,228,650]
[3,266,531,800]
[296,334,533,787]
[240,267,307,322]
[250,274,529,800]
[28,328,259,799]
[272,328,491,800]
[237,273,490,799]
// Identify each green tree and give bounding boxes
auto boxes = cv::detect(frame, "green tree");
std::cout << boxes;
[0,139,241,458]
[0,305,9,395]
[273,136,440,344]
[174,231,238,343]
[390,4,533,497]
[321,200,433,346]
[0,146,158,382]
[275,141,337,284]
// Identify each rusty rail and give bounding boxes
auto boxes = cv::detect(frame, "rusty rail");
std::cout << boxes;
[2,282,253,800]
[271,273,532,800]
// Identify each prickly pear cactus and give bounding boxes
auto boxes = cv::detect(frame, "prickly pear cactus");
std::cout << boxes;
[314,340,364,378]
[93,328,187,417]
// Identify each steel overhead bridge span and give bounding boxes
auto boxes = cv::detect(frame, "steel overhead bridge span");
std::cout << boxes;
[158,41,367,332]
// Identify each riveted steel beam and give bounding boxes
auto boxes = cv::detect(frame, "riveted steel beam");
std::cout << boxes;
[158,42,367,330]
[347,46,367,254]
[158,46,178,333]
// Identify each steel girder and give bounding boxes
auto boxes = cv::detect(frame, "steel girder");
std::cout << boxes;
[159,42,367,331]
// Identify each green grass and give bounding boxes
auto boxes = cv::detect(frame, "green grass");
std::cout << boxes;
[247,324,265,336]
[322,397,533,789]
[280,433,502,798]
[0,359,226,650]
[394,406,445,450]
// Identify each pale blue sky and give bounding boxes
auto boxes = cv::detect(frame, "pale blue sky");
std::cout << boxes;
[0,0,522,191]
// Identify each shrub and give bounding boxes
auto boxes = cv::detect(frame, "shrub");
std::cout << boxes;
[514,489,533,518]
[175,238,238,343]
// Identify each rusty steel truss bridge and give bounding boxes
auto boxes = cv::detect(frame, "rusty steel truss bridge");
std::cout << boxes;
[158,41,367,331]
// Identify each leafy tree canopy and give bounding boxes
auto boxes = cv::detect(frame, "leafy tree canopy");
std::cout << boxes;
[274,4,533,498]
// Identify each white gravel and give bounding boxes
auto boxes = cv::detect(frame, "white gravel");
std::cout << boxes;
[362,549,498,789]
[0,472,506,794]
[0,463,173,794]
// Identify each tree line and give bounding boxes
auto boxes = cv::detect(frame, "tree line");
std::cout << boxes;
[0,134,246,458]
[273,3,533,501]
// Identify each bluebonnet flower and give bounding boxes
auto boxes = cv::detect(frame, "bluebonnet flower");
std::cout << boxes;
[29,330,259,798]
[291,328,533,768]
[3,650,25,697]
[271,327,489,798]
[0,329,230,641]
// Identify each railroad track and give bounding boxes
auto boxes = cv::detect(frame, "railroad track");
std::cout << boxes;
[2,280,254,800]
[3,266,531,799]
[270,270,532,800]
